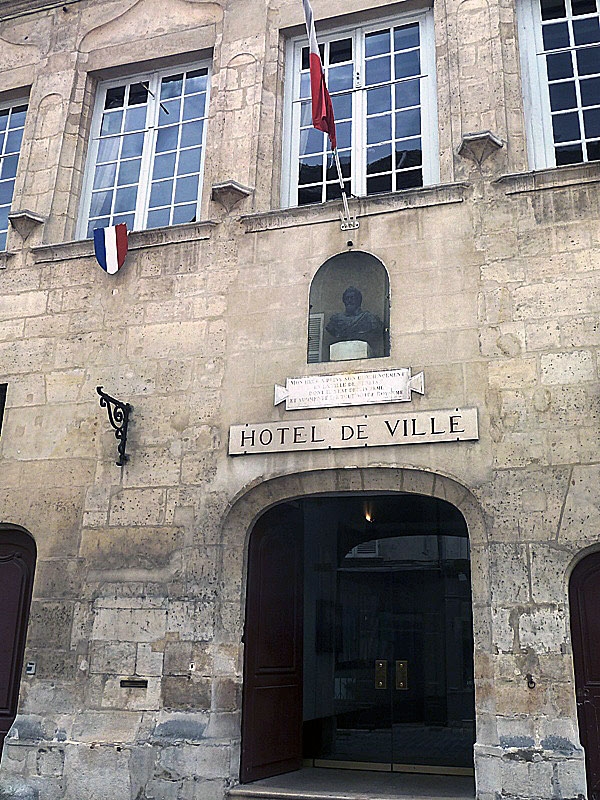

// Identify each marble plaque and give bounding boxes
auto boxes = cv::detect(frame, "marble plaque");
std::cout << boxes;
[229,407,478,456]
[274,368,425,411]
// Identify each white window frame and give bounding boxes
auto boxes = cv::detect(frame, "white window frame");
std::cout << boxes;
[282,9,439,208]
[518,0,600,170]
[0,96,28,253]
[77,61,210,240]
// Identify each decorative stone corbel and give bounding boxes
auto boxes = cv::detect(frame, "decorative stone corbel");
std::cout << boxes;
[211,180,253,212]
[8,209,46,241]
[457,131,504,167]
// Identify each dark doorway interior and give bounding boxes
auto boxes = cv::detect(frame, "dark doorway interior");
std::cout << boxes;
[0,525,36,756]
[241,494,475,783]
[569,552,600,800]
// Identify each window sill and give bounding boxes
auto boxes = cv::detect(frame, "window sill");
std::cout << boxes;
[496,161,600,195]
[31,220,217,264]
[241,182,470,233]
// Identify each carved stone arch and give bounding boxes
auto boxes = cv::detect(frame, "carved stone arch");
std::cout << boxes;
[307,250,390,363]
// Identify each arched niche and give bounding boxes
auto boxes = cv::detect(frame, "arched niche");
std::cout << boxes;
[308,251,390,363]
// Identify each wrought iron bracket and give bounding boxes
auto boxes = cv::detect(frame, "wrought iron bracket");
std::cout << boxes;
[97,386,132,466]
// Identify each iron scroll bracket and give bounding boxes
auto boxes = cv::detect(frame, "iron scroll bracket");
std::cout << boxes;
[97,386,132,466]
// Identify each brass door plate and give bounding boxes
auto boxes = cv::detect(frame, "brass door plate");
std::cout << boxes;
[375,659,387,689]
[396,660,408,690]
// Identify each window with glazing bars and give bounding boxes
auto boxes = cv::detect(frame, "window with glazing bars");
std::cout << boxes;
[0,102,27,252]
[519,0,600,167]
[283,12,438,207]
[78,65,209,238]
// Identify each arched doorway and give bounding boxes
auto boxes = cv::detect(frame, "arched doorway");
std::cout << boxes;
[0,525,36,756]
[240,493,474,783]
[569,551,600,800]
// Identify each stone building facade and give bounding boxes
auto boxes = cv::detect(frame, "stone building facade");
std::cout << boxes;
[0,0,599,799]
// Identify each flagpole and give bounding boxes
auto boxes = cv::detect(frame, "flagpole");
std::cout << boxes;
[333,147,358,231]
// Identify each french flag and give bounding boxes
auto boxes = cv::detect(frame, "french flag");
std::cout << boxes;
[93,223,129,275]
[302,0,337,150]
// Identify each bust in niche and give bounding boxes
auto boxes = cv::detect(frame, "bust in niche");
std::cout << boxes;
[326,286,383,346]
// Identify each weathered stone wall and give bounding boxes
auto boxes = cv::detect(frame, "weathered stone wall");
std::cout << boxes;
[0,0,598,799]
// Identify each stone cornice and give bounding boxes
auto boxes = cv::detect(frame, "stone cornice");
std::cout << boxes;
[241,182,471,234]
[31,220,217,264]
[496,162,600,195]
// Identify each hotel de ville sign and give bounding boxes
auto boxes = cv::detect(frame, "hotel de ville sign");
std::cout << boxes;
[228,368,479,456]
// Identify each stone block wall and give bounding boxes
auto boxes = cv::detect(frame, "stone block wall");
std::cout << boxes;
[0,0,598,799]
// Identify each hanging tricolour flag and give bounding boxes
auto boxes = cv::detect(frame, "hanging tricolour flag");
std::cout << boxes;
[302,0,337,150]
[93,223,129,275]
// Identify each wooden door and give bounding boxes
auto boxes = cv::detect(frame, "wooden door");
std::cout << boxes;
[570,552,600,800]
[0,526,36,755]
[240,504,303,783]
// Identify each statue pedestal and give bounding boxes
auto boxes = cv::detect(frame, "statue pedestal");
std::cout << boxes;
[330,340,371,361]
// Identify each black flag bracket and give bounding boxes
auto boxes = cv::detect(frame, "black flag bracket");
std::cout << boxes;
[97,386,132,466]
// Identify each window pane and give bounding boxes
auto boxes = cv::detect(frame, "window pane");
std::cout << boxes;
[300,72,311,99]
[93,163,117,190]
[105,86,125,109]
[395,107,421,138]
[9,106,27,128]
[117,159,141,186]
[367,142,392,174]
[149,179,173,208]
[396,168,423,189]
[325,180,350,200]
[147,208,171,228]
[546,52,574,80]
[1,154,19,180]
[298,185,323,205]
[552,111,581,141]
[301,47,310,71]
[394,23,420,51]
[555,143,584,163]
[0,111,7,132]
[395,78,420,108]
[573,17,600,45]
[330,38,353,63]
[549,81,578,110]
[180,120,204,148]
[97,136,120,163]
[153,152,176,180]
[129,83,149,105]
[326,151,351,181]
[587,139,600,159]
[124,106,147,132]
[178,147,202,175]
[581,76,600,106]
[584,107,600,137]
[396,138,422,168]
[395,50,420,79]
[300,127,325,156]
[183,94,206,121]
[156,125,179,153]
[335,121,352,150]
[172,203,197,224]
[366,30,391,57]
[366,55,391,86]
[368,87,392,114]
[300,101,312,127]
[114,185,137,213]
[299,155,323,185]
[175,174,199,204]
[161,74,184,99]
[542,22,570,50]
[328,64,353,92]
[113,213,135,228]
[0,206,10,231]
[0,179,15,204]
[121,132,144,158]
[100,110,123,136]
[0,231,6,251]
[159,98,181,126]
[5,129,23,154]
[367,174,392,194]
[367,114,392,144]
[332,93,352,120]
[540,0,566,20]
[185,69,208,94]
[87,217,109,238]
[572,0,597,13]
[577,46,600,74]
[90,190,113,217]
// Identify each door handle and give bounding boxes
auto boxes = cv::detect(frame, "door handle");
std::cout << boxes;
[375,660,387,689]
[396,660,408,690]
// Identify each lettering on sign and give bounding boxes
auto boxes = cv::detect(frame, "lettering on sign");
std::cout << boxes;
[229,408,478,456]
[274,369,424,411]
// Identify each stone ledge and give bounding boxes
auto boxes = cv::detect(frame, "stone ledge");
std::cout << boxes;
[31,220,217,264]
[0,251,17,269]
[496,161,600,195]
[241,182,471,233]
